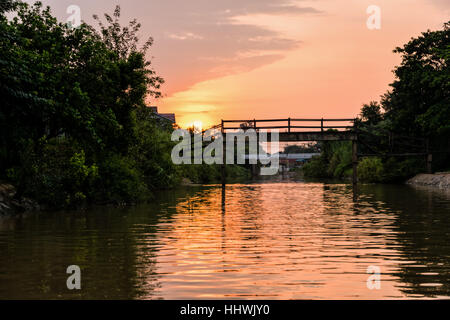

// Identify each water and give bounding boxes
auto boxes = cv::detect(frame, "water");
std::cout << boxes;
[1,181,450,299]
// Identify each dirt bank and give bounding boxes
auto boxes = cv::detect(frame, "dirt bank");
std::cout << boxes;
[0,183,40,216]
[406,173,450,189]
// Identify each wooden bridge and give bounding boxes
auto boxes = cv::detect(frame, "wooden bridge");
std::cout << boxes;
[202,117,432,201]
[205,118,359,196]
[220,118,357,141]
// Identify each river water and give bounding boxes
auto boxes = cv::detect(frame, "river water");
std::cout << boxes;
[1,181,450,299]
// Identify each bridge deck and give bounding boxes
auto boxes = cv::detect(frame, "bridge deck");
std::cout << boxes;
[220,131,357,141]
[211,117,431,201]
[275,131,357,142]
[215,118,358,141]
[214,117,359,199]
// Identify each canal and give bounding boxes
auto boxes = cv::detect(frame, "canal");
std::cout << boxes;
[1,181,450,299]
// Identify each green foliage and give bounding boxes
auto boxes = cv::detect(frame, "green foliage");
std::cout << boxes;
[95,153,148,204]
[305,22,449,182]
[303,141,352,179]
[7,139,99,208]
[132,108,180,189]
[0,3,170,208]
[381,157,425,183]
[283,143,320,154]
[0,2,250,208]
[360,101,383,125]
[357,157,384,183]
[301,156,329,178]
[0,0,17,14]
[0,2,163,166]
[327,142,352,178]
[382,21,449,137]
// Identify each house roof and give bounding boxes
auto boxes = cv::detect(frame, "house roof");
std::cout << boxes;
[244,153,319,160]
[147,106,176,123]
[158,113,176,123]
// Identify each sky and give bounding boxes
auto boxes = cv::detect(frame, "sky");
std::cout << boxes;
[28,0,449,128]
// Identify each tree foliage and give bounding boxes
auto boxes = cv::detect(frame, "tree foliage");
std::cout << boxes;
[382,22,450,137]
[0,2,248,208]
[305,22,450,181]
[360,101,383,125]
[0,3,168,206]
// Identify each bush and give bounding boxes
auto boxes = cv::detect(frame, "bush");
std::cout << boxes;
[179,163,249,184]
[358,157,384,182]
[7,138,98,208]
[302,141,352,179]
[381,157,424,183]
[329,143,352,178]
[96,153,148,204]
[302,156,329,178]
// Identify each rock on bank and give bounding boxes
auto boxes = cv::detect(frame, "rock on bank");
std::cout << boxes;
[0,183,40,215]
[406,173,450,189]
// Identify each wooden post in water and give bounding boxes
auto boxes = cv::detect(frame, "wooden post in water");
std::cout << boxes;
[221,120,226,188]
[426,138,432,174]
[427,154,433,174]
[221,184,226,215]
[352,139,358,201]
[254,119,259,179]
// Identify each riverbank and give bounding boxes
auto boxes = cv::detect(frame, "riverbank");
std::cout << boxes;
[0,183,40,216]
[406,173,450,189]
[0,166,249,215]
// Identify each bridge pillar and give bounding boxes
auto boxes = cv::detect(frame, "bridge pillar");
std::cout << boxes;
[426,154,432,174]
[426,139,432,174]
[250,164,259,178]
[253,126,259,179]
[352,139,358,200]
[221,163,226,187]
[221,120,226,188]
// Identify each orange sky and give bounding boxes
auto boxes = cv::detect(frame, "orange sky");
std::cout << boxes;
[35,0,449,128]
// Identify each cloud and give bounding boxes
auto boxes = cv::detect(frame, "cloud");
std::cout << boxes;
[145,0,320,93]
[37,0,321,94]
[428,0,450,10]
[167,32,203,40]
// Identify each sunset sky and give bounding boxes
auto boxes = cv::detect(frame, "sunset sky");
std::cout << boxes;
[31,0,449,128]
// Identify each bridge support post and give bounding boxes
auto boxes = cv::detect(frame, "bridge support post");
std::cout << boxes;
[221,120,226,188]
[352,139,358,201]
[426,139,432,174]
[254,124,259,179]
[221,184,226,215]
[426,154,432,174]
[250,164,259,178]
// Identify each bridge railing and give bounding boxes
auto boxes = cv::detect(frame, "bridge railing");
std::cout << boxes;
[218,118,357,133]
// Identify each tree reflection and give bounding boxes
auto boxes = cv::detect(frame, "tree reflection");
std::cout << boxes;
[359,184,450,297]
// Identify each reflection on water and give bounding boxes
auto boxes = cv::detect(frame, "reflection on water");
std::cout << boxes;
[1,182,450,299]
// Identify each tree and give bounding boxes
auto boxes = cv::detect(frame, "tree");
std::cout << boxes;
[382,21,450,137]
[0,2,172,206]
[283,143,320,154]
[0,0,18,14]
[0,3,165,169]
[90,5,164,99]
[360,101,383,125]
[0,2,75,171]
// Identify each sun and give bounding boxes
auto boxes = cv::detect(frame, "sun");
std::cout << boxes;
[181,117,215,130]
[187,120,203,131]
[193,120,203,129]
